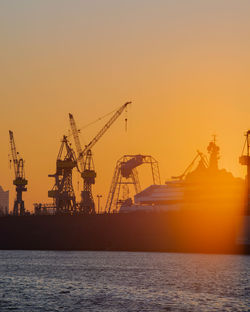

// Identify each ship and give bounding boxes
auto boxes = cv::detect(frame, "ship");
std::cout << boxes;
[120,137,246,216]
[0,135,249,254]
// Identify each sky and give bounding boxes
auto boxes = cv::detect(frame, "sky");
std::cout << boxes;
[0,0,249,212]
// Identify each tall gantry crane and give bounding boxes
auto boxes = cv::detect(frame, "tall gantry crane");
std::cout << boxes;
[9,130,28,216]
[105,155,161,213]
[69,101,131,214]
[48,135,78,215]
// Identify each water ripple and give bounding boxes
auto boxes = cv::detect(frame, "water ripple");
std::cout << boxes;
[0,251,249,311]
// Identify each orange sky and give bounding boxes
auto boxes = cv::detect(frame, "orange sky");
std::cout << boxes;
[0,0,249,212]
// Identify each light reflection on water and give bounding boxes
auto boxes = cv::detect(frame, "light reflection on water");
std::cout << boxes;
[0,251,249,311]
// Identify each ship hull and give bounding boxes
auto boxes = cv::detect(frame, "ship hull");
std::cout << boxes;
[0,212,249,254]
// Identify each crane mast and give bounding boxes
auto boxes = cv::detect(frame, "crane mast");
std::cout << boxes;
[69,114,96,214]
[69,113,84,172]
[69,101,131,214]
[9,130,28,216]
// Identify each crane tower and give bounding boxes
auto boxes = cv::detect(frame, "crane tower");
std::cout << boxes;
[69,114,96,214]
[9,130,28,216]
[48,136,77,215]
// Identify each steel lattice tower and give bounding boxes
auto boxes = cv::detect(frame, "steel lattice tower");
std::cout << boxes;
[48,136,77,215]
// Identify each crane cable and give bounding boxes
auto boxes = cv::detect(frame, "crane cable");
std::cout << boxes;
[79,107,118,131]
[68,104,129,138]
[67,106,119,139]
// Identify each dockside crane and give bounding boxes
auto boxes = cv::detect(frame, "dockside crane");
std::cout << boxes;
[9,130,28,216]
[48,135,78,215]
[69,101,131,214]
[69,113,95,214]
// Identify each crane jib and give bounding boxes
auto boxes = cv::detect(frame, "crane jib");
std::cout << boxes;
[80,101,131,158]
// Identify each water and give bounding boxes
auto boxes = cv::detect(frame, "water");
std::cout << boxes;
[0,251,249,312]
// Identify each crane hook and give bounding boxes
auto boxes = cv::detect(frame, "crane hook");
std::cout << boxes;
[125,105,128,132]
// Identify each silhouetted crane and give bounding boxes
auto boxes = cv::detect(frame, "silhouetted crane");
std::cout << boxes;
[69,101,131,214]
[9,130,28,216]
[171,151,208,181]
[48,135,78,214]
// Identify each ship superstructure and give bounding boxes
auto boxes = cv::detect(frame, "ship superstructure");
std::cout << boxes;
[120,137,245,213]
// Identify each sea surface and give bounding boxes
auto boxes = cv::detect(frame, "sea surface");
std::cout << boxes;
[0,251,249,312]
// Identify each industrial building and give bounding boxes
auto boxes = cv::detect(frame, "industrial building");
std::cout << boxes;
[0,186,9,215]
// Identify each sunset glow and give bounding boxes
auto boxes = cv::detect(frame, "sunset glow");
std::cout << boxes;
[0,1,249,213]
[0,2,249,311]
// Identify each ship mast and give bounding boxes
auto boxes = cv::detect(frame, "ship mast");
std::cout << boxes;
[207,135,220,171]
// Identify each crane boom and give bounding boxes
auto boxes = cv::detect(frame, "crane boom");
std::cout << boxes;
[69,113,84,172]
[80,101,131,157]
[171,151,208,180]
[9,130,20,178]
